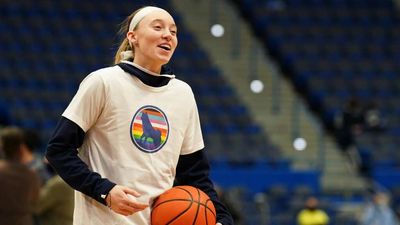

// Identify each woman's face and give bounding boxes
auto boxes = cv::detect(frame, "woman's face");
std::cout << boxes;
[128,10,178,72]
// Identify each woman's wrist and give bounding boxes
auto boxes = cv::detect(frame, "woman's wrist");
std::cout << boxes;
[106,192,112,208]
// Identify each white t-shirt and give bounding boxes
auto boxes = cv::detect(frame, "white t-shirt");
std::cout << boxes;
[62,65,204,225]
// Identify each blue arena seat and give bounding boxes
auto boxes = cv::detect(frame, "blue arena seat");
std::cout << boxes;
[0,0,279,166]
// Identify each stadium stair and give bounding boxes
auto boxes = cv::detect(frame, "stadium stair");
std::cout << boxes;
[171,0,367,194]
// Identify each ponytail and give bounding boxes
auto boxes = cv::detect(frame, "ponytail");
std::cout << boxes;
[114,9,142,64]
[114,38,132,64]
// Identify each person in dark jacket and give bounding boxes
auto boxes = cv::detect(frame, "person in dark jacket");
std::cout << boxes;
[0,127,40,225]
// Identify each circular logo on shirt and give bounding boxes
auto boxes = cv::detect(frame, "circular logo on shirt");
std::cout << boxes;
[130,105,169,153]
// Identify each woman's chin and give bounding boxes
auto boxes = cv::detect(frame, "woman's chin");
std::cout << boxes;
[156,56,172,65]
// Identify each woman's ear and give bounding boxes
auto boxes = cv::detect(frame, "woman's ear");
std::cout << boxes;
[127,31,137,47]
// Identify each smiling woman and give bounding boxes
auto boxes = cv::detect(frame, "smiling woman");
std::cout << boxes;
[126,7,177,73]
[114,6,178,74]
[45,5,233,225]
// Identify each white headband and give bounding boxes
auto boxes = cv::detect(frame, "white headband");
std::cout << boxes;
[129,6,166,31]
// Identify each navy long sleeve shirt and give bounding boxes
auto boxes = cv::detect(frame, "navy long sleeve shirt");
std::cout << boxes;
[46,62,233,225]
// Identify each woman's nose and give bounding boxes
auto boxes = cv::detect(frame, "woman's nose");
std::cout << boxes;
[162,31,173,40]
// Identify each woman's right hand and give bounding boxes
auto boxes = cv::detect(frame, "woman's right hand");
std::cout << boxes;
[106,185,149,216]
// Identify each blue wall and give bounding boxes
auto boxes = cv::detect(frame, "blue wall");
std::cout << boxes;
[374,168,400,188]
[210,162,320,194]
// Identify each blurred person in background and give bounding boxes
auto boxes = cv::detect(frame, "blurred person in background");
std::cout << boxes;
[0,126,40,225]
[363,100,386,133]
[45,5,233,225]
[334,97,365,175]
[215,185,244,225]
[0,103,12,128]
[23,128,52,185]
[360,192,399,225]
[334,97,365,152]
[297,196,329,225]
[35,158,74,225]
[0,103,12,159]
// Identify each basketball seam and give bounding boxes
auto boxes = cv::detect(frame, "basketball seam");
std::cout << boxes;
[191,188,201,225]
[205,198,216,224]
[151,186,216,225]
[176,186,216,217]
[152,199,193,224]
[153,198,216,213]
[153,199,194,209]
[205,199,216,216]
[205,200,209,225]
[165,187,194,225]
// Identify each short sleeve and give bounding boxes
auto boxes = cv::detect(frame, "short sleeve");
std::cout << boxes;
[180,99,204,155]
[62,73,106,132]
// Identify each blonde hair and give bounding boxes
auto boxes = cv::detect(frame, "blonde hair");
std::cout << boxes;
[114,8,142,64]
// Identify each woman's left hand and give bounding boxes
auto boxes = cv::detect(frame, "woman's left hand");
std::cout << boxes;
[216,223,222,225]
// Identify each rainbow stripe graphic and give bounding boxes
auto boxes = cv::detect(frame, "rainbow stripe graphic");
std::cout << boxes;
[130,106,169,153]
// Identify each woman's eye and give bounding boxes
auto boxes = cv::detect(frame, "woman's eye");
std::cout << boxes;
[154,26,162,30]
[170,30,177,35]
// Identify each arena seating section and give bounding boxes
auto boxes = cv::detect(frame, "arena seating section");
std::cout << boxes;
[0,1,296,224]
[0,0,281,163]
[3,0,400,224]
[233,0,400,165]
[232,0,400,223]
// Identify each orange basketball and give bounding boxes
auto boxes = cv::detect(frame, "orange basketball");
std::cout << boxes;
[151,185,216,225]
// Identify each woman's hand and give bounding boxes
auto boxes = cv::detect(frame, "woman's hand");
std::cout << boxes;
[216,223,222,225]
[106,185,149,216]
